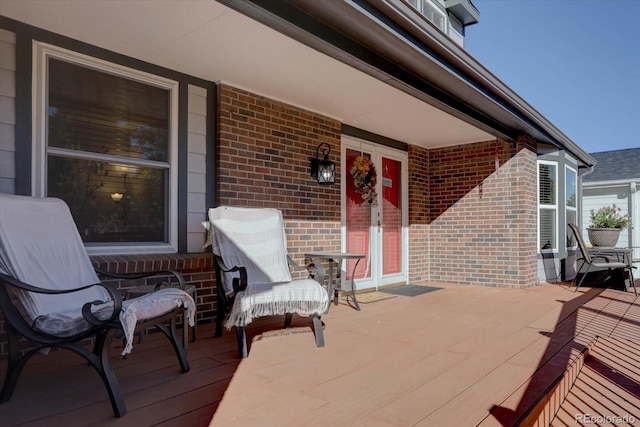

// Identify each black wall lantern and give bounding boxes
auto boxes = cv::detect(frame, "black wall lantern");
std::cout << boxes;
[310,142,335,185]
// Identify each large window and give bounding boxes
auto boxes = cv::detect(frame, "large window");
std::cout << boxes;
[565,166,577,247]
[538,161,557,251]
[33,43,178,253]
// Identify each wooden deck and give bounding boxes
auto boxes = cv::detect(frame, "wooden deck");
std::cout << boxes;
[1,282,639,426]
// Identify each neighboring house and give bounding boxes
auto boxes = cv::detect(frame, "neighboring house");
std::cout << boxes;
[581,148,640,262]
[0,0,595,351]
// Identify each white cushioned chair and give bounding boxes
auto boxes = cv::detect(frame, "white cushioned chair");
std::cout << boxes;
[0,194,196,417]
[207,206,328,358]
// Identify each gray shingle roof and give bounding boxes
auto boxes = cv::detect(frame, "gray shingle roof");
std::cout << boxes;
[583,148,640,182]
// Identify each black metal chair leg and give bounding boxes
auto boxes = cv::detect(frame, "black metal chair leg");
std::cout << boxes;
[312,314,324,347]
[575,264,595,292]
[284,313,293,328]
[94,329,127,418]
[215,317,224,338]
[215,292,228,338]
[0,326,33,404]
[628,267,637,295]
[155,318,190,373]
[236,326,248,358]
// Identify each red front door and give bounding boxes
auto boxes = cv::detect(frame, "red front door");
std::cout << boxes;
[343,138,407,291]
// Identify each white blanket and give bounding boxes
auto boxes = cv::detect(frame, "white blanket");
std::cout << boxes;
[119,288,195,355]
[225,279,328,328]
[208,207,293,296]
[0,194,195,355]
[208,206,328,329]
[30,287,196,356]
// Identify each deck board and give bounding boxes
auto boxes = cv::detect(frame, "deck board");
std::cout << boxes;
[1,282,639,426]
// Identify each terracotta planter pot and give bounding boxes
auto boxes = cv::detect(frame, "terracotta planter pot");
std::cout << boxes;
[587,228,621,247]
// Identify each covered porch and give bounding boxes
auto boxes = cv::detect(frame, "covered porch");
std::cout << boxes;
[1,281,638,426]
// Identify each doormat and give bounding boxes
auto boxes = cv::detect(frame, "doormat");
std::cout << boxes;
[355,292,396,304]
[379,285,442,297]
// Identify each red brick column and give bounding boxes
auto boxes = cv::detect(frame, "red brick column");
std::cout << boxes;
[408,145,430,283]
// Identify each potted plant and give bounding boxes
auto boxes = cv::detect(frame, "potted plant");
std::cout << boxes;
[587,204,631,247]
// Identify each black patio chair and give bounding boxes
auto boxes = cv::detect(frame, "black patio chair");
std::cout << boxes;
[568,223,636,294]
[0,194,196,417]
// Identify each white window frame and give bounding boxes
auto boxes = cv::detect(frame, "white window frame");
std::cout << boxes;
[421,0,447,32]
[407,0,448,33]
[565,165,578,249]
[32,41,179,255]
[538,160,558,253]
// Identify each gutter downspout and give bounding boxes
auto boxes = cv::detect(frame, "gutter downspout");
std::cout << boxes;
[578,164,595,235]
[631,182,639,266]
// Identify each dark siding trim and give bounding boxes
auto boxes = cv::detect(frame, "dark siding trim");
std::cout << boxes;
[342,124,408,151]
[207,84,217,210]
[14,30,31,196]
[177,82,189,252]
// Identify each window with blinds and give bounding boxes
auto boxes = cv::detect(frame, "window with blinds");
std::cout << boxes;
[538,162,557,251]
[34,43,178,251]
[48,59,169,162]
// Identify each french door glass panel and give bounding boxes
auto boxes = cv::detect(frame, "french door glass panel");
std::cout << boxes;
[382,156,402,275]
[345,148,372,280]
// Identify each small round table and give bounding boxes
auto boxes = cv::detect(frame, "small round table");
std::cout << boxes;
[304,252,365,312]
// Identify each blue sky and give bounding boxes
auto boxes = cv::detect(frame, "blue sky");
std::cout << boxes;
[465,0,639,154]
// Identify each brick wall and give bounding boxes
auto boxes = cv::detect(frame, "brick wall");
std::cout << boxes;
[425,137,538,287]
[217,84,342,276]
[216,86,540,289]
[408,145,430,283]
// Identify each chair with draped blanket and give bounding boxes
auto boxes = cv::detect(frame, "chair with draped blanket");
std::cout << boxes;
[0,194,196,417]
[207,206,329,358]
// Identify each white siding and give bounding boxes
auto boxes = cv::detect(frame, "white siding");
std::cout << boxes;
[0,29,16,194]
[448,14,464,47]
[186,84,208,253]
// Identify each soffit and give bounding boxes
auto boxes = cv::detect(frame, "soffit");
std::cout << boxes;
[0,0,493,148]
[251,0,594,167]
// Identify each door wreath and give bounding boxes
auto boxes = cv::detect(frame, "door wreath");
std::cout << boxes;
[350,155,377,205]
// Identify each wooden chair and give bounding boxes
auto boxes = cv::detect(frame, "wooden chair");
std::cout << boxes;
[568,223,636,294]
[0,194,196,417]
[207,206,328,358]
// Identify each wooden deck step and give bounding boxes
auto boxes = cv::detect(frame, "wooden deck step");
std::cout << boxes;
[551,336,640,426]
[514,338,594,426]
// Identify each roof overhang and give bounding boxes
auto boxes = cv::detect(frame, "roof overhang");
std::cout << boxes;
[445,0,480,26]
[0,0,595,167]
[583,179,640,189]
[224,0,594,167]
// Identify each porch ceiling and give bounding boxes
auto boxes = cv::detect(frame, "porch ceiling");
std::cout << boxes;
[0,0,493,148]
